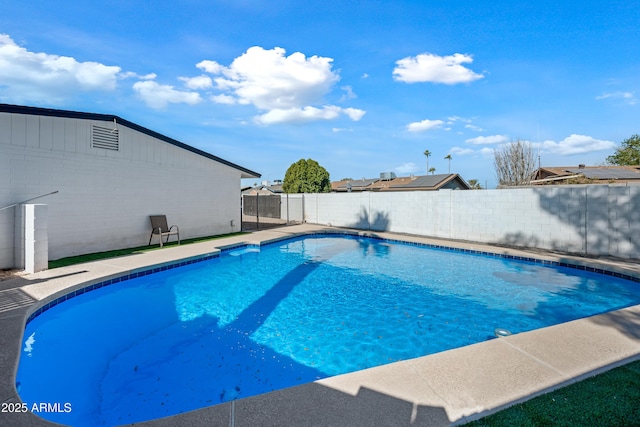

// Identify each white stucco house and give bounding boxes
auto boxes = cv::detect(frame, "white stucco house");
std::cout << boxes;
[0,104,260,270]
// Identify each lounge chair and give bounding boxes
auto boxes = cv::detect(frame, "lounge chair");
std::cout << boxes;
[149,215,180,247]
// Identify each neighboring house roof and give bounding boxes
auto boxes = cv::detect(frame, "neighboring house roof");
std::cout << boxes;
[269,184,283,193]
[387,174,460,189]
[333,178,380,191]
[0,103,261,179]
[532,165,640,184]
[241,184,283,195]
[332,174,470,192]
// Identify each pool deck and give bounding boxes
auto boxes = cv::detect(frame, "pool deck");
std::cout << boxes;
[1,224,639,426]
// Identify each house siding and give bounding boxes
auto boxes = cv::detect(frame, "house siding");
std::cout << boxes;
[1,110,251,268]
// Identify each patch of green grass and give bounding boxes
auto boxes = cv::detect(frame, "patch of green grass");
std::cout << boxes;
[48,232,248,269]
[465,359,640,426]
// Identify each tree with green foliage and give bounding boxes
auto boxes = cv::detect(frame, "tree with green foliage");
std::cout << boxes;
[428,167,436,175]
[282,158,331,193]
[606,134,640,165]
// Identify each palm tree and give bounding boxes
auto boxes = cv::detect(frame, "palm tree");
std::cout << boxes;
[444,154,452,173]
[423,150,431,174]
[428,167,436,175]
[468,179,482,189]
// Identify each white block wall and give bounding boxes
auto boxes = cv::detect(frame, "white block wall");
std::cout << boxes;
[280,194,304,222]
[301,185,640,259]
[0,112,246,267]
[0,209,12,268]
[14,204,48,273]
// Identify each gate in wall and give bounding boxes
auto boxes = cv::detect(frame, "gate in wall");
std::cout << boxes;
[241,194,285,231]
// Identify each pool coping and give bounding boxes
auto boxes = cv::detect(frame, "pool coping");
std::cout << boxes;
[1,224,639,426]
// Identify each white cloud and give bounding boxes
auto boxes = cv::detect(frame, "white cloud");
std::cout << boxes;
[254,105,364,125]
[465,135,509,145]
[449,147,476,155]
[340,85,356,101]
[393,52,484,84]
[179,75,213,90]
[231,47,337,109]
[132,80,202,109]
[196,60,224,74]
[464,136,614,158]
[449,146,497,158]
[0,33,121,103]
[120,71,156,80]
[343,107,366,121]
[447,115,474,123]
[535,134,616,155]
[211,94,236,104]
[407,119,444,132]
[395,162,419,174]
[465,124,485,132]
[194,46,363,124]
[596,91,637,105]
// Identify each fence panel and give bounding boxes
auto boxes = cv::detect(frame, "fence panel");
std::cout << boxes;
[242,194,285,231]
[298,185,640,259]
[281,194,304,223]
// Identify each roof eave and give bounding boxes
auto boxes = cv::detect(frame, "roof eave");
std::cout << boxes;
[0,103,261,179]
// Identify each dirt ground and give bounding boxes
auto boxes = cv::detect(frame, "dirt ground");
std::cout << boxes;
[0,269,23,282]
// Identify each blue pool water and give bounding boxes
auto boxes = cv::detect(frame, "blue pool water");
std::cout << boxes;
[17,235,640,426]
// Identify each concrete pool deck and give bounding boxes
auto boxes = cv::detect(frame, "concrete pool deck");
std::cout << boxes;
[1,224,639,426]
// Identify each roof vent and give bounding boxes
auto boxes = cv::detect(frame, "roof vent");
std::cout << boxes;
[91,125,119,151]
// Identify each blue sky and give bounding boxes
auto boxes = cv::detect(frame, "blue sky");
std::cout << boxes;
[1,1,638,188]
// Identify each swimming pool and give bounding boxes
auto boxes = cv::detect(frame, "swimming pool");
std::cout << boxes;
[16,234,640,426]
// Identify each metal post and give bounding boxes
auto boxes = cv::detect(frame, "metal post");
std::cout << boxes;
[256,193,260,230]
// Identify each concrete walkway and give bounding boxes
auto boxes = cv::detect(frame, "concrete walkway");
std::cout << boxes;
[1,224,639,426]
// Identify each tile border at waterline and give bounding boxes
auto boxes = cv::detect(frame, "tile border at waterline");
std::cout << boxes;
[24,229,640,327]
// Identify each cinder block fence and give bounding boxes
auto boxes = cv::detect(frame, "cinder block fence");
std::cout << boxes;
[300,185,640,260]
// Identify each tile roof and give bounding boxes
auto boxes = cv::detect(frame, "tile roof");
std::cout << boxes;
[563,167,640,179]
[334,178,380,189]
[534,165,640,183]
[332,174,470,191]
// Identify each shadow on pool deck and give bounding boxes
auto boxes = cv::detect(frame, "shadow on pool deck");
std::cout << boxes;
[588,308,640,341]
[234,383,451,426]
[129,381,451,427]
